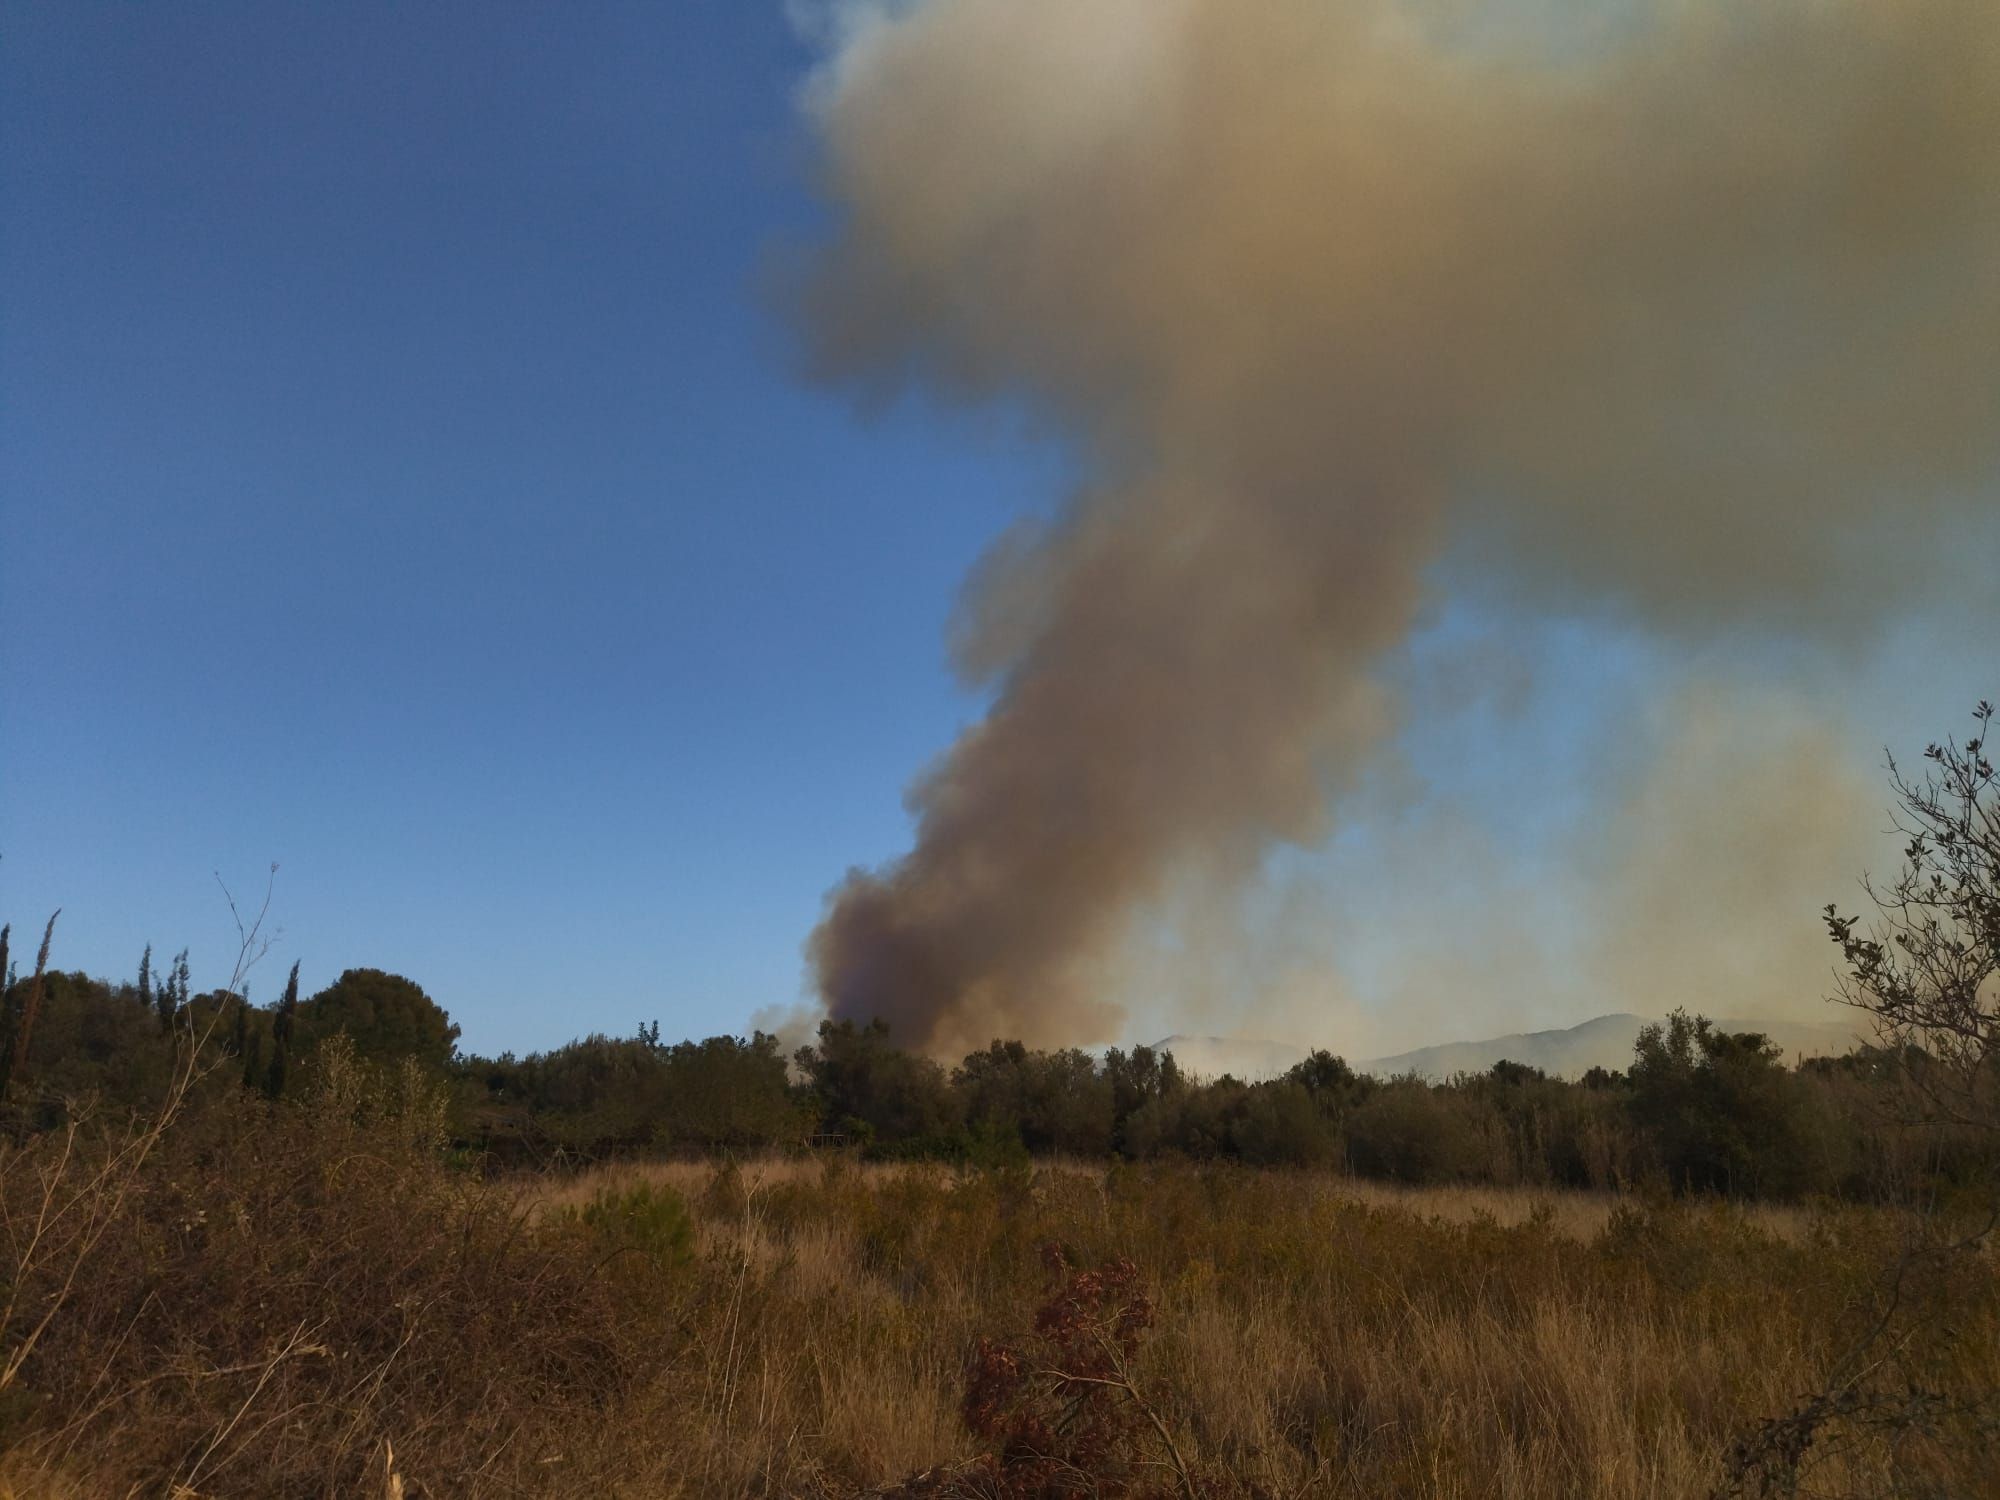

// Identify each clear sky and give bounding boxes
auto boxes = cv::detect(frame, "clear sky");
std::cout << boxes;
[1,2,1067,1050]
[4,2,1992,1059]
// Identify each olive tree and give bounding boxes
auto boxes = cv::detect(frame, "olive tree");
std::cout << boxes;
[1725,701,2000,1495]
[1824,699,1998,1132]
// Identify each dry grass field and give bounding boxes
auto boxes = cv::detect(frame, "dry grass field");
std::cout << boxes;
[2,1062,1993,1499]
[509,1158,1986,1498]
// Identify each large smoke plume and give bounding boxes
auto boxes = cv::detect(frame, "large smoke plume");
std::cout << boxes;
[795,0,2000,1058]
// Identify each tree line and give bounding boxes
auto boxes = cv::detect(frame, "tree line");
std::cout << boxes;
[0,945,1986,1202]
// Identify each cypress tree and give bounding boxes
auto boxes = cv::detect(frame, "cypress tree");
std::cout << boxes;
[0,913,59,1105]
[137,943,153,1012]
[241,1028,265,1092]
[155,951,175,1030]
[157,949,189,1032]
[265,961,300,1099]
[0,924,14,1103]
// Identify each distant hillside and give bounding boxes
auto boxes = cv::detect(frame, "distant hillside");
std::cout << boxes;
[1148,1035,1312,1083]
[1153,1012,1864,1083]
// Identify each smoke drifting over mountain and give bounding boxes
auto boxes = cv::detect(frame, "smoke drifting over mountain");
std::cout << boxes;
[795,0,2000,1058]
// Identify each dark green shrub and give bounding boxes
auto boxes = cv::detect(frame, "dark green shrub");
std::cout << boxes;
[1345,1081,1483,1184]
[564,1181,697,1271]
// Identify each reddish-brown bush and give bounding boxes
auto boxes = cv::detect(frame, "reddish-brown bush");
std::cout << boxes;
[893,1244,1197,1500]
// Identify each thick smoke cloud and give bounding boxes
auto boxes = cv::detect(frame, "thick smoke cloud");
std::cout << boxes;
[1088,672,1895,1061]
[795,0,2000,1057]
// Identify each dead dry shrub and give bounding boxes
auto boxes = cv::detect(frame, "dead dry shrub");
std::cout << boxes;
[886,1243,1204,1500]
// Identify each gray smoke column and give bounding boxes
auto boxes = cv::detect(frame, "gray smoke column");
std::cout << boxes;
[795,0,2000,1058]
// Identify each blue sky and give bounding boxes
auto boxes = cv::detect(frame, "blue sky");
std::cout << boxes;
[0,2,1072,1050]
[3,3,1988,1058]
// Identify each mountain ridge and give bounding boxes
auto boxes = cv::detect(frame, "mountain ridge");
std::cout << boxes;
[1150,1010,1865,1083]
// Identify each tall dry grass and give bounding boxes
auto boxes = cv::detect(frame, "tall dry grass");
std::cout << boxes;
[518,1157,1986,1498]
[4,1110,1992,1497]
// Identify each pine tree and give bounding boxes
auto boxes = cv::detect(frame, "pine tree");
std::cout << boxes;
[137,943,153,1012]
[230,995,250,1058]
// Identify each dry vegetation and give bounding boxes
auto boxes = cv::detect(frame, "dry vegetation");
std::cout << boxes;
[3,1053,1993,1500]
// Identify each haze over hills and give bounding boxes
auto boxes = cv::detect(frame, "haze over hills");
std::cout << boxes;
[1153,1012,1866,1083]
